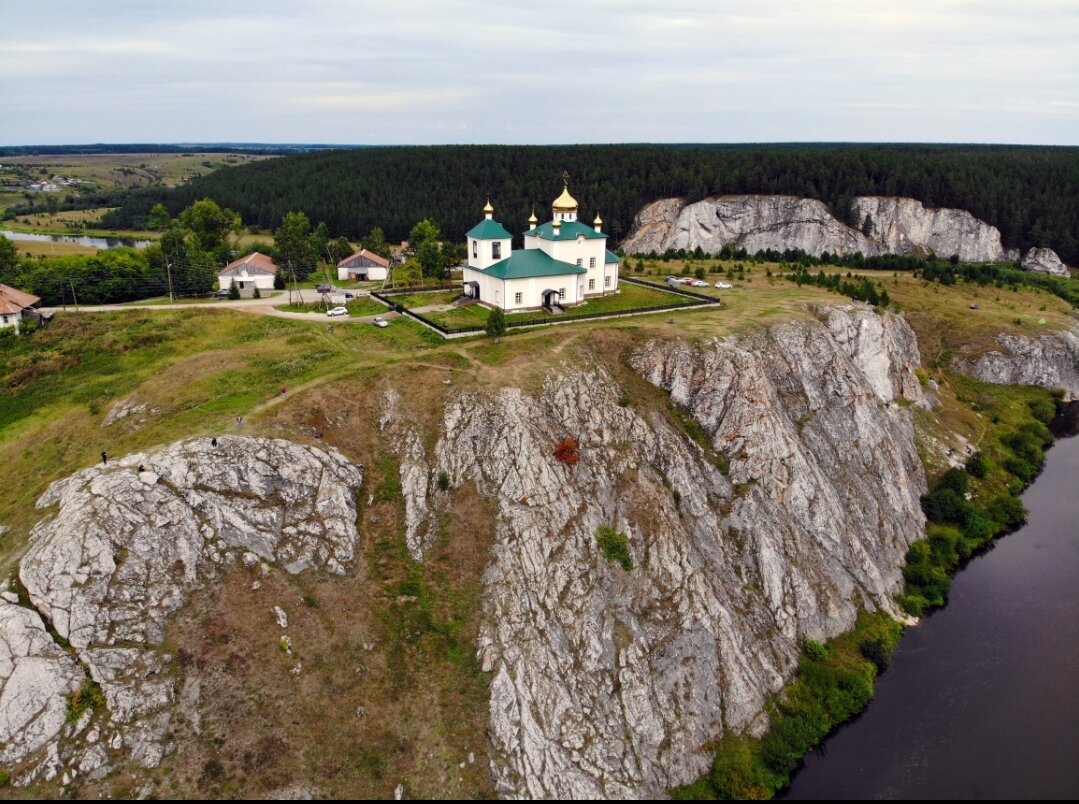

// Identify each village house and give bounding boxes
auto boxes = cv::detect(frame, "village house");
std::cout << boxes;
[218,251,278,296]
[461,177,620,312]
[337,249,390,282]
[0,284,43,332]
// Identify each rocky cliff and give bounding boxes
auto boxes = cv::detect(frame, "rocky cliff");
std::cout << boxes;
[955,324,1079,398]
[3,309,931,798]
[622,194,1014,263]
[386,306,927,797]
[1,437,363,787]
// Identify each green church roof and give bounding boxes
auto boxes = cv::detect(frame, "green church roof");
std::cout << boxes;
[466,218,513,240]
[605,249,620,264]
[527,220,607,241]
[469,249,587,280]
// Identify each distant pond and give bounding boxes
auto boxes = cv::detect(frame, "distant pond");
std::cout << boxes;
[2,230,153,250]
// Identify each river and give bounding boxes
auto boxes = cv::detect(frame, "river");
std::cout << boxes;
[784,431,1079,799]
[2,229,152,250]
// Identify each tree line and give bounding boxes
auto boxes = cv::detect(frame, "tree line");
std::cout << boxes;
[88,144,1079,264]
[0,197,459,305]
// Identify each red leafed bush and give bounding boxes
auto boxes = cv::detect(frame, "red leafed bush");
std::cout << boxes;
[554,437,580,466]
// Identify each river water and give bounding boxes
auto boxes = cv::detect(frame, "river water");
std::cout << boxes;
[2,229,152,250]
[785,432,1079,799]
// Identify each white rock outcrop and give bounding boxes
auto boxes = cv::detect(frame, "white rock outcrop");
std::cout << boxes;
[397,306,927,798]
[1020,247,1070,277]
[4,436,363,781]
[853,197,1009,263]
[0,600,83,769]
[955,325,1079,398]
[622,194,1013,263]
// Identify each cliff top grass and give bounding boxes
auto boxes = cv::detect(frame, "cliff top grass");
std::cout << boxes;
[0,264,1068,576]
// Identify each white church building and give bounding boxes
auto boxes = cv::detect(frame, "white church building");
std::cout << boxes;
[462,178,620,312]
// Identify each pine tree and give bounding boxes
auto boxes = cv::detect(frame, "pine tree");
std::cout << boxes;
[485,307,506,339]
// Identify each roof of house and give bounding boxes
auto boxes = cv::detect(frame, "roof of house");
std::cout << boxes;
[468,249,586,280]
[219,251,278,277]
[337,249,390,269]
[0,284,40,315]
[605,249,620,264]
[466,218,513,240]
[526,220,606,242]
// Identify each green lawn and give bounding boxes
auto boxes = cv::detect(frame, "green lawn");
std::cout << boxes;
[424,282,694,330]
[391,289,463,309]
[275,297,387,316]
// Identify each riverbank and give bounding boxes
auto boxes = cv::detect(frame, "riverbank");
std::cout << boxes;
[783,431,1079,799]
[673,381,1067,800]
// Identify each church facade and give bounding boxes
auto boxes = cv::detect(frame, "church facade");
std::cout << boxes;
[461,179,620,312]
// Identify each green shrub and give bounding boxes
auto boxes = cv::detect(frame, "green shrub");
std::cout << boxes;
[937,467,970,495]
[1028,397,1056,424]
[803,639,829,661]
[66,678,106,724]
[1002,456,1035,482]
[965,451,990,478]
[987,494,1027,530]
[859,639,891,672]
[437,471,450,491]
[595,526,633,571]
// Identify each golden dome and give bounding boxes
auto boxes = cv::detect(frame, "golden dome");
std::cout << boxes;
[552,185,578,211]
[528,207,538,225]
[483,198,494,214]
[593,213,603,225]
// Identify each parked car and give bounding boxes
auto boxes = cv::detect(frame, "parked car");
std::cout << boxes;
[326,306,349,317]
[969,302,980,309]
[372,316,389,328]
[316,284,334,293]
[344,292,356,299]
[690,279,709,287]
[715,281,733,289]
[679,277,696,284]
[212,288,231,298]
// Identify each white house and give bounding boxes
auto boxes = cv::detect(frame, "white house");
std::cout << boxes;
[461,177,620,312]
[218,252,278,296]
[337,249,390,282]
[0,284,41,332]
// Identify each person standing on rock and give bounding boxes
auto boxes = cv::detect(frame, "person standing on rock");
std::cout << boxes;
[101,450,108,466]
[212,437,218,448]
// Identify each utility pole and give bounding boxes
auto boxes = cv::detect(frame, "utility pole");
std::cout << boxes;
[69,279,79,311]
[165,258,175,303]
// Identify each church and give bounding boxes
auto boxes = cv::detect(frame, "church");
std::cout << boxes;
[461,177,620,312]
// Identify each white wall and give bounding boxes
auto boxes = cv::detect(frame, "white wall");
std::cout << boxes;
[218,270,276,292]
[338,264,388,282]
[0,311,23,329]
[469,237,511,269]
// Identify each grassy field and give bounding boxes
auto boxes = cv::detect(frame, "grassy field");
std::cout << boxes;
[0,152,273,192]
[392,289,463,309]
[6,238,99,259]
[275,297,387,316]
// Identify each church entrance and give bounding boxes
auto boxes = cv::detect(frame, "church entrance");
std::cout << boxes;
[464,281,480,301]
[542,289,564,313]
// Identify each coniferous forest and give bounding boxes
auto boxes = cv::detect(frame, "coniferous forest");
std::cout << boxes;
[102,144,1079,263]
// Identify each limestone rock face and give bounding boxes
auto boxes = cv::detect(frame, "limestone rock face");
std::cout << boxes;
[622,194,1013,263]
[955,324,1079,398]
[1021,247,1070,276]
[623,195,878,257]
[0,601,83,768]
[7,436,363,780]
[398,307,926,798]
[852,197,1009,263]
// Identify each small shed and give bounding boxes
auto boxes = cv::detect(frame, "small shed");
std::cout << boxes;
[218,252,278,296]
[337,249,390,282]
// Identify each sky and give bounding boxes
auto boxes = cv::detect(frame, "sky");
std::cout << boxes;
[1,0,1077,146]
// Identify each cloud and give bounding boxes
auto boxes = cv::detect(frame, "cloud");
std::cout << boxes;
[0,0,1076,144]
